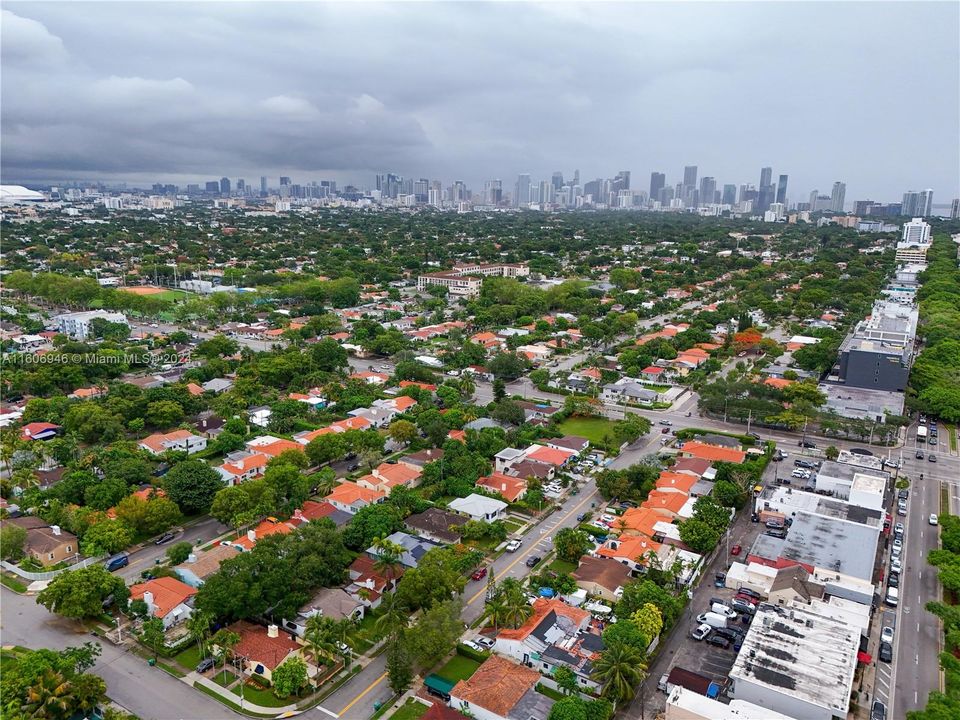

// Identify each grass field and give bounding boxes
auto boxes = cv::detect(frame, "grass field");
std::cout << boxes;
[174,645,207,670]
[213,671,238,688]
[556,416,617,445]
[231,681,293,708]
[547,558,577,575]
[435,655,481,683]
[389,699,429,720]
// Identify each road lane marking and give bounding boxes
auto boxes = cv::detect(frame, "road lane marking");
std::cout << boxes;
[337,672,387,716]
[466,488,598,607]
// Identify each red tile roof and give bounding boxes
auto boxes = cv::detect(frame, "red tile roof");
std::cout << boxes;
[681,441,746,464]
[477,472,526,502]
[129,576,197,618]
[450,655,540,717]
[497,598,590,641]
[230,621,301,671]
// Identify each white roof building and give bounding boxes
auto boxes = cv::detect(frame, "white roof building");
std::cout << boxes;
[666,686,799,720]
[448,493,507,522]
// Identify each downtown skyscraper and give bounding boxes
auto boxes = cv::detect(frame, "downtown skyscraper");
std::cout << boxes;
[831,181,846,212]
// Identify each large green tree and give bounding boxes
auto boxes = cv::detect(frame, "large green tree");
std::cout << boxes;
[37,566,129,619]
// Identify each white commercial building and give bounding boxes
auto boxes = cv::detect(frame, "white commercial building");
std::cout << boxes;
[901,217,931,245]
[728,604,859,720]
[54,310,128,340]
[666,686,798,720]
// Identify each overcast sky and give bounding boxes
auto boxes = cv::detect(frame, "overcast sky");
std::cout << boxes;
[3,2,958,203]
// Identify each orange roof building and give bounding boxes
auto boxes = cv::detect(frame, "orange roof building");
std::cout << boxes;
[450,655,541,719]
[497,598,590,642]
[680,440,746,464]
[129,576,197,625]
[253,439,304,458]
[618,507,664,538]
[596,535,662,566]
[326,481,385,514]
[642,489,689,517]
[526,445,576,467]
[655,471,699,494]
[476,472,527,503]
[231,519,294,551]
[357,462,422,493]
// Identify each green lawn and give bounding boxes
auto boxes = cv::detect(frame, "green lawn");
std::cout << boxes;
[556,416,617,445]
[231,681,294,708]
[347,610,385,653]
[946,424,958,452]
[174,645,208,670]
[389,699,429,720]
[547,558,577,575]
[436,655,481,683]
[503,519,525,534]
[1,574,27,593]
[154,289,190,302]
[213,670,238,688]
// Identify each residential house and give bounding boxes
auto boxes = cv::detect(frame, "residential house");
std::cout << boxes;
[596,535,662,572]
[326,482,385,514]
[571,556,632,603]
[525,444,577,468]
[640,366,666,383]
[506,459,555,483]
[515,401,560,423]
[247,437,304,459]
[194,414,226,438]
[139,429,207,456]
[217,452,269,485]
[601,381,658,405]
[642,490,689,519]
[494,598,600,692]
[366,531,442,569]
[346,555,403,609]
[289,500,352,528]
[129,576,197,629]
[679,441,746,464]
[248,406,272,428]
[229,621,303,683]
[449,655,553,720]
[202,378,233,393]
[294,416,373,444]
[448,494,507,522]
[225,518,295,552]
[544,435,590,456]
[349,371,390,385]
[19,422,61,441]
[476,472,527,503]
[174,544,240,587]
[399,449,444,470]
[404,508,469,544]
[4,517,78,566]
[285,588,364,637]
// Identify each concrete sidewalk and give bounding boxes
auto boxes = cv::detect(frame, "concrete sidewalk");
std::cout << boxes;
[184,671,299,715]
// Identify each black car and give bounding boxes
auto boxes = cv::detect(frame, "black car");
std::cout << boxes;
[712,627,744,643]
[794,459,816,469]
[736,588,762,601]
[929,454,937,463]
[887,573,899,588]
[898,489,909,500]
[916,450,924,459]
[154,531,176,545]
[196,657,216,673]
[347,462,360,471]
[525,556,541,568]
[705,634,730,649]
[750,512,760,523]
[576,513,587,522]
[850,448,873,456]
[798,440,817,449]
[765,528,787,539]
[871,700,887,720]
[878,642,893,663]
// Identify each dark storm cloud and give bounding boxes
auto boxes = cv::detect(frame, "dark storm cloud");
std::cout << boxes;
[2,2,958,200]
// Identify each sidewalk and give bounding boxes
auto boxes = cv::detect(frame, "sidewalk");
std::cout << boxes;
[183,671,299,715]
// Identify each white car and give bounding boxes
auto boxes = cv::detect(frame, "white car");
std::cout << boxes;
[601,514,616,524]
[690,623,711,641]
[930,514,939,526]
[462,641,485,653]
[475,636,495,649]
[890,557,902,573]
[892,537,903,551]
[505,540,521,552]
[881,626,894,644]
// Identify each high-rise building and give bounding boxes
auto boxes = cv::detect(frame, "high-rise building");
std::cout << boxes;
[414,179,430,204]
[219,177,231,195]
[699,177,716,207]
[809,190,819,209]
[759,166,772,189]
[551,172,564,191]
[722,184,737,206]
[918,189,934,216]
[659,185,674,205]
[951,198,960,219]
[613,171,631,192]
[280,176,291,186]
[538,180,552,205]
[854,200,875,216]
[205,181,219,193]
[830,181,846,212]
[260,176,267,195]
[776,174,788,205]
[583,179,601,203]
[683,165,698,187]
[649,172,666,203]
[756,166,774,212]
[902,217,932,244]
[236,179,245,193]
[515,174,532,206]
[572,169,580,187]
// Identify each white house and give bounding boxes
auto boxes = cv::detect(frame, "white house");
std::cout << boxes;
[138,429,207,456]
[448,493,507,522]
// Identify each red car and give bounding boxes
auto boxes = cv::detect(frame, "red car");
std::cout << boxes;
[730,544,742,556]
[471,567,488,581]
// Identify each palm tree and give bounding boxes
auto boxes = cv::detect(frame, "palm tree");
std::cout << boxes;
[187,610,214,661]
[304,615,338,665]
[21,669,72,719]
[371,537,405,585]
[375,592,409,640]
[494,578,532,630]
[211,629,241,685]
[591,642,647,709]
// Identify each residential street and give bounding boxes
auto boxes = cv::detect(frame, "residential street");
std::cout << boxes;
[115,516,229,583]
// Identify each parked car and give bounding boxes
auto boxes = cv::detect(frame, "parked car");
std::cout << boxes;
[505,540,521,552]
[690,624,712,641]
[930,514,939,526]
[736,588,762,601]
[196,657,216,673]
[576,513,588,522]
[711,603,738,619]
[713,627,744,643]
[871,700,887,720]
[525,556,541,568]
[897,489,909,500]
[475,636,495,649]
[794,459,816,469]
[765,528,787,539]
[879,643,893,664]
[730,544,742,556]
[750,512,760,523]
[471,567,488,581]
[881,626,894,644]
[706,634,730,649]
[462,641,485,653]
[894,522,905,536]
[730,598,757,615]
[154,531,176,545]
[659,420,672,426]
[892,537,903,551]
[890,557,902,573]
[105,554,129,572]
[734,593,759,606]
[929,454,937,462]
[885,587,899,607]
[916,450,924,459]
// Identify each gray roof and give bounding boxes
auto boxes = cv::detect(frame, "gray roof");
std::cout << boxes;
[508,687,555,720]
[367,531,442,568]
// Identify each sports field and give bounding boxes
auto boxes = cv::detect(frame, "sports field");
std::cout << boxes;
[121,286,188,301]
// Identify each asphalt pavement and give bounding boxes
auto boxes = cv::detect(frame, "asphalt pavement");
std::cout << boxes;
[115,517,228,583]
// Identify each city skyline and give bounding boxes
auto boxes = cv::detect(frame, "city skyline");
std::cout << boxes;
[2,2,958,199]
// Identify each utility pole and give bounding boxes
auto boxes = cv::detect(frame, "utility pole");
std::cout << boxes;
[747,409,753,435]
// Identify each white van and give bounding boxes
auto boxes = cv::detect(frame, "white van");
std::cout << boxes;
[885,587,899,607]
